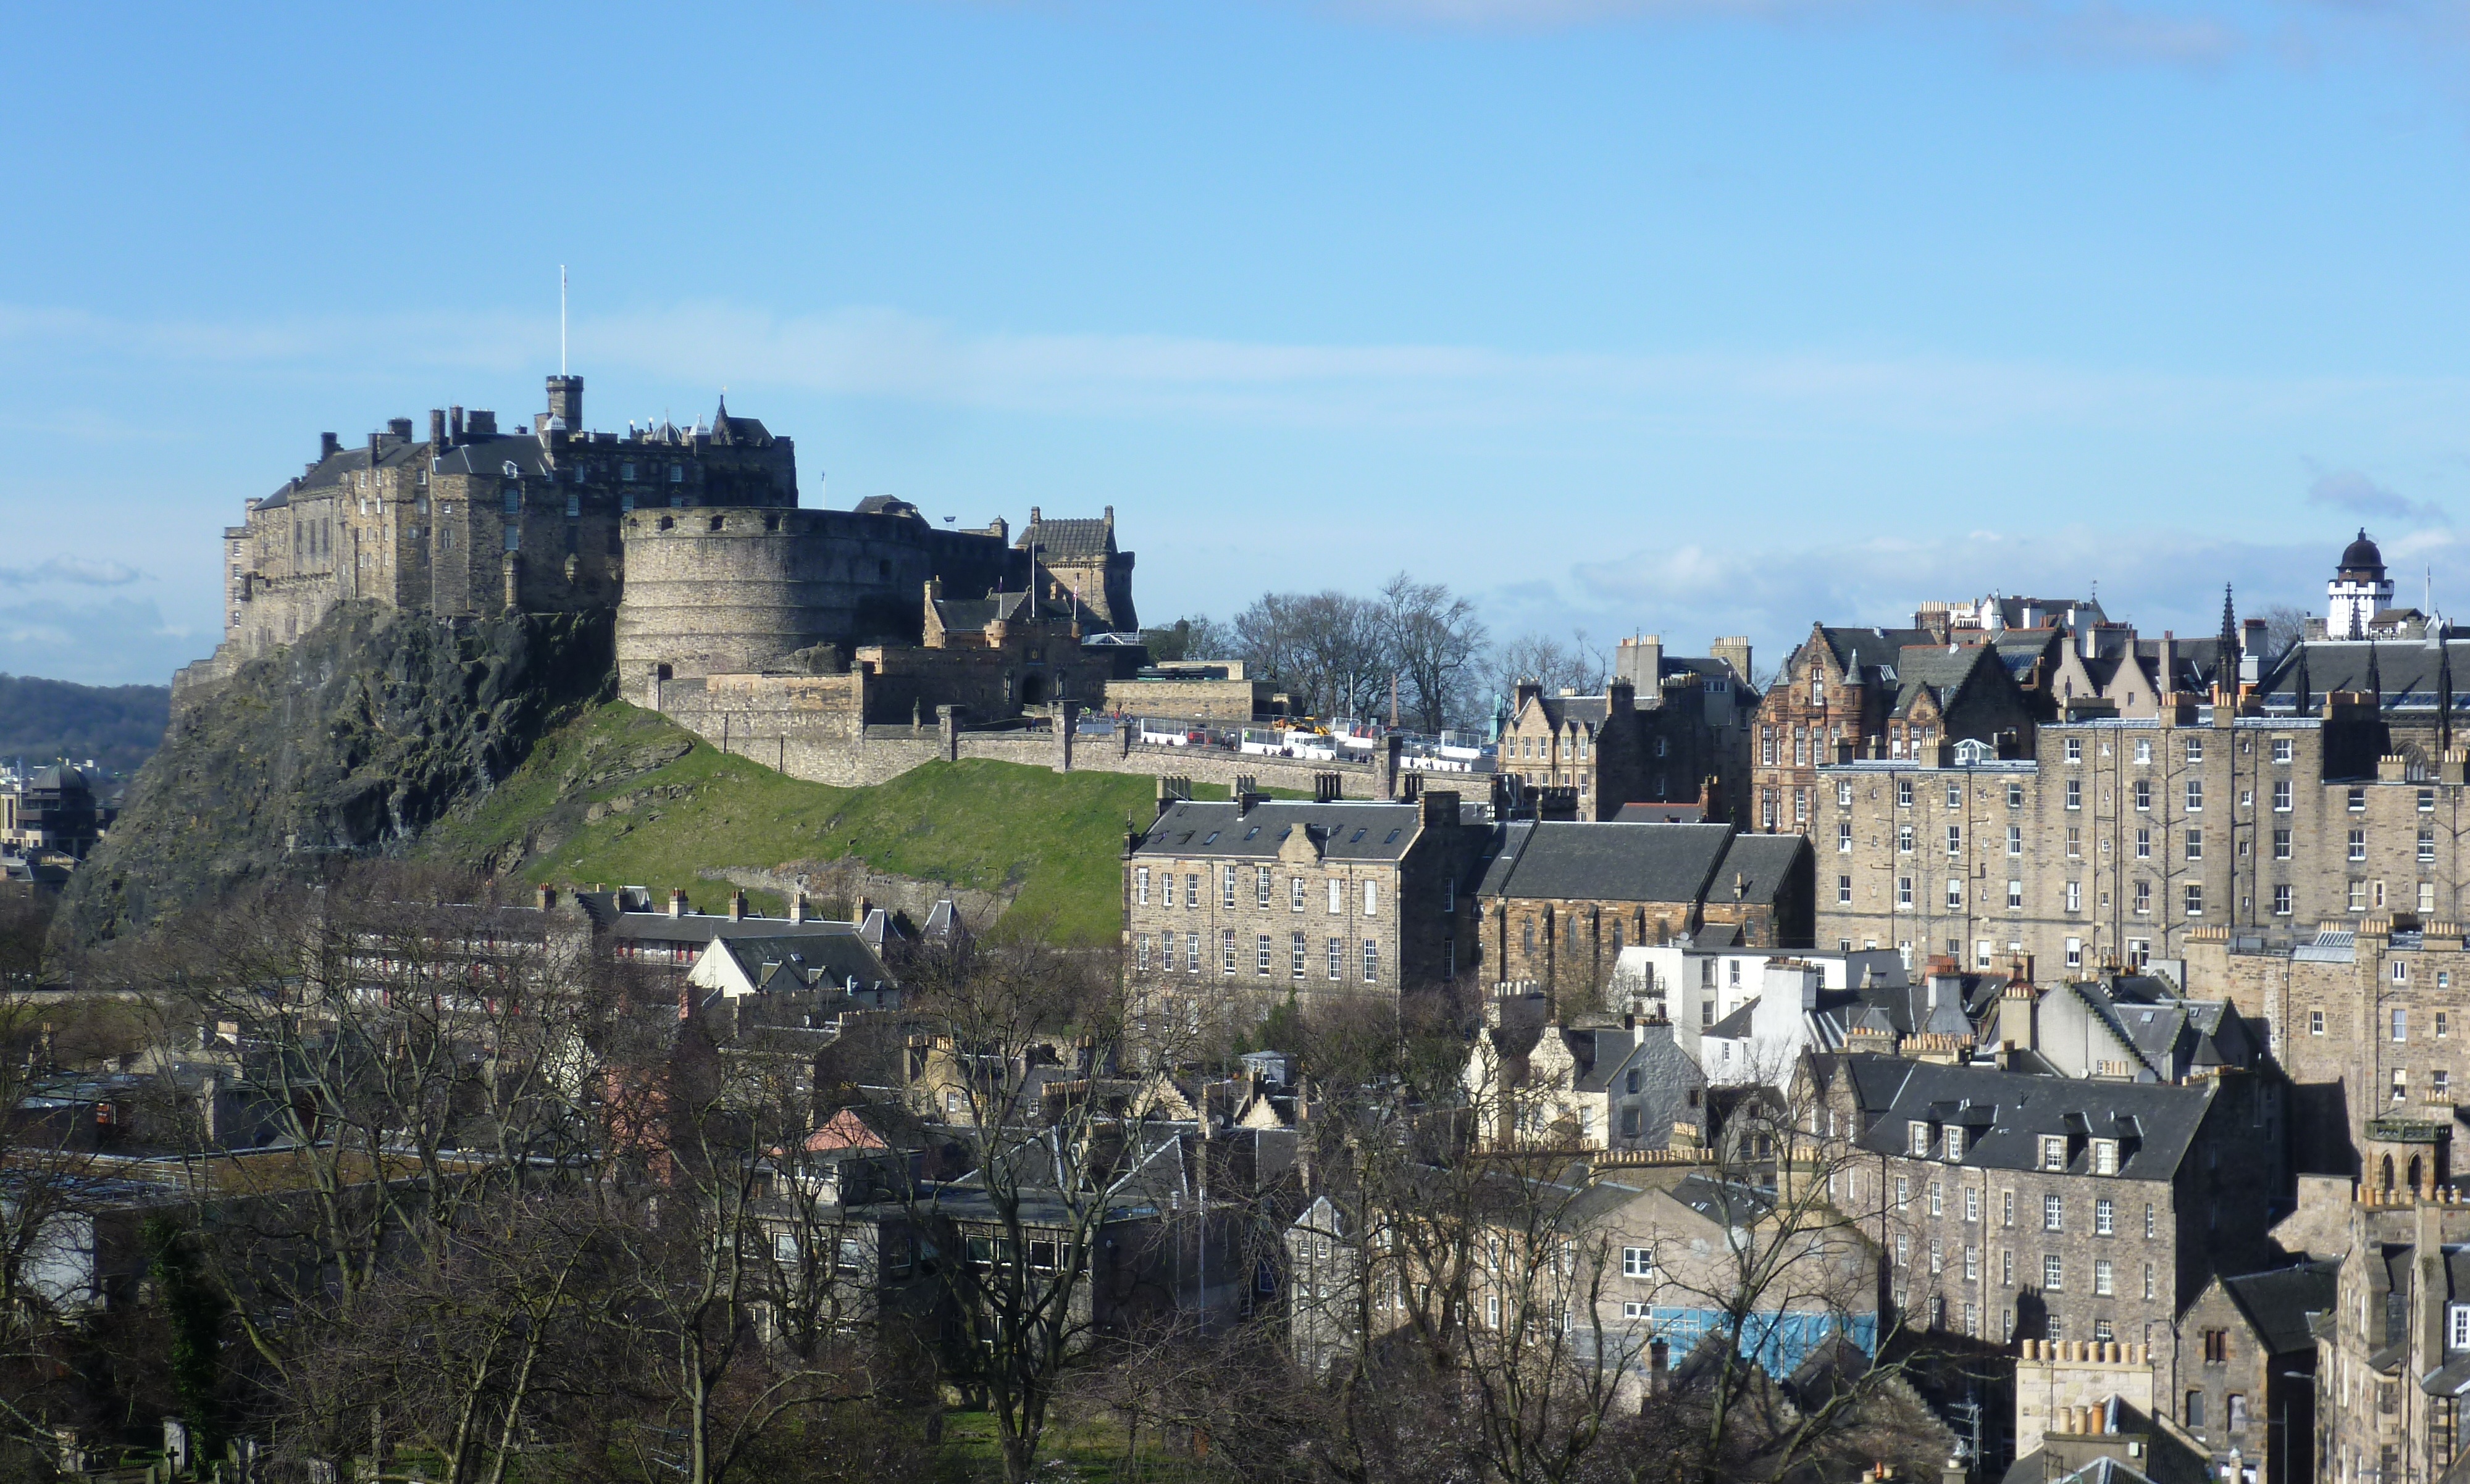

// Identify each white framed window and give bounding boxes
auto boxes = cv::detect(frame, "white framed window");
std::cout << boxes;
[2040,1136,2067,1171]
[2134,739,2152,765]
[2007,880,2024,911]
[2095,1197,2114,1235]
[1363,881,1379,917]
[2451,1304,2470,1352]
[2043,1193,2064,1232]
[2093,1140,2119,1176]
[2272,736,2293,763]
[1328,878,1342,915]
[2066,936,2082,969]
[2066,737,2082,762]
[2094,1259,2114,1296]
[1946,1127,1966,1161]
[1946,879,1963,911]
[1622,1247,1654,1279]
[1136,866,1151,905]
[1328,937,1343,982]
[1909,1120,1932,1156]
[2043,1253,2064,1290]
[1362,940,1379,983]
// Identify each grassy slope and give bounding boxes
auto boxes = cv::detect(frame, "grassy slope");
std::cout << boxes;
[424,701,1241,944]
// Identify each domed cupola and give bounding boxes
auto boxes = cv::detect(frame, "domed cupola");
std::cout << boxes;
[2329,528,2395,639]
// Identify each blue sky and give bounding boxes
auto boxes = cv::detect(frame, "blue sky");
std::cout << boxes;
[5,0,2470,685]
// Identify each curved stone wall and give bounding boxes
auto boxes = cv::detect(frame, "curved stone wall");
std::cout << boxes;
[616,507,1029,693]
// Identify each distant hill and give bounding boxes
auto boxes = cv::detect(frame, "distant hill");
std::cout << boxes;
[0,674,172,777]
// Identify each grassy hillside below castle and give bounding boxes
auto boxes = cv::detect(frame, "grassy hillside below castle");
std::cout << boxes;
[424,701,1249,945]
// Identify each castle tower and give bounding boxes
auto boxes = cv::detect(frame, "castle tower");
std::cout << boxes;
[2330,528,2392,640]
[545,374,582,431]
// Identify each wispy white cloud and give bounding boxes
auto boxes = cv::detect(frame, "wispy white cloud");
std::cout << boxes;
[0,556,145,588]
[2305,463,2448,525]
[6,299,2461,441]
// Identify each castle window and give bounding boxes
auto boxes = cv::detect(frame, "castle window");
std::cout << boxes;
[566,493,580,519]
[621,493,635,513]
[669,464,684,482]
[503,528,519,552]
[621,463,637,481]
[503,488,520,515]
[708,516,724,532]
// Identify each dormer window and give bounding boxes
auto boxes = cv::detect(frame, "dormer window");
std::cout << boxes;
[1945,1127,1966,1161]
[2451,1304,2470,1352]
[2039,1135,2067,1171]
[1908,1120,1932,1156]
[2091,1139,2119,1175]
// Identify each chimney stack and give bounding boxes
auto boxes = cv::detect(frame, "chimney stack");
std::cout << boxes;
[320,431,341,462]
[429,409,448,448]
[729,890,747,922]
[450,406,466,440]
[790,892,808,923]
[668,888,686,919]
[537,885,555,911]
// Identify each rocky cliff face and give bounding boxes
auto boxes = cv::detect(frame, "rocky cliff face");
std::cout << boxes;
[52,603,613,949]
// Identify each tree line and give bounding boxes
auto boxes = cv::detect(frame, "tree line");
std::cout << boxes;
[1146,575,1634,735]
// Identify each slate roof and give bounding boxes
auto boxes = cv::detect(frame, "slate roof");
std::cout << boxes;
[1851,1057,2216,1180]
[2220,1259,2338,1356]
[852,495,921,517]
[933,591,1032,632]
[1135,800,1428,862]
[1475,822,1804,907]
[708,932,895,992]
[1814,627,1938,681]
[1016,515,1115,561]
[1518,693,1612,731]
[1889,643,1996,718]
[2259,639,2470,714]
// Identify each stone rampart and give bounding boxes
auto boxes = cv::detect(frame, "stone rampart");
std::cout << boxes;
[616,506,1029,695]
[662,678,1393,794]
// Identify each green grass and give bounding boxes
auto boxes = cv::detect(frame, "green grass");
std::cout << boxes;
[425,701,1256,944]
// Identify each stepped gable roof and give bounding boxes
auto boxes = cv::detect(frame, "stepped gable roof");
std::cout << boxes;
[1813,625,1936,681]
[2220,1260,2338,1356]
[1852,1056,2215,1180]
[1136,799,1426,862]
[2259,639,2470,712]
[1016,514,1115,561]
[1476,821,1735,904]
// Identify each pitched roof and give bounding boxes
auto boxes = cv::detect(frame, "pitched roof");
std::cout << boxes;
[1478,822,1735,904]
[1890,643,1995,717]
[2220,1259,2338,1356]
[2260,639,2470,714]
[1814,627,1938,680]
[1016,515,1115,561]
[1852,1057,2216,1180]
[1135,799,1427,862]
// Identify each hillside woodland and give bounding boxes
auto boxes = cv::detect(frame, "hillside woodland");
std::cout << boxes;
[0,673,172,776]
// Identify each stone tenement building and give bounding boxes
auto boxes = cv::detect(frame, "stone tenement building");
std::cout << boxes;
[1492,635,1754,823]
[1123,788,1492,1022]
[2189,919,2470,1178]
[1751,623,2040,839]
[1806,689,2434,977]
[1474,820,1813,1015]
[1822,1056,2284,1388]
